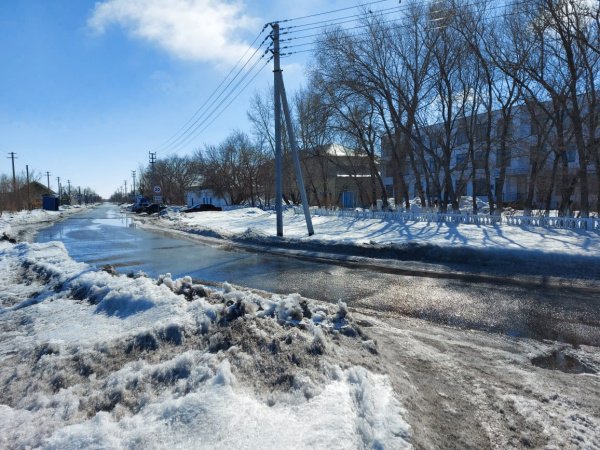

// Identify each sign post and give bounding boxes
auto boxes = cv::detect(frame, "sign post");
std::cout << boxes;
[153,186,162,203]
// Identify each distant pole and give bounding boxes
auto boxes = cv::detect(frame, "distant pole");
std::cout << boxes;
[131,170,136,198]
[272,23,283,236]
[26,165,31,211]
[45,171,51,190]
[277,73,314,235]
[149,151,157,201]
[124,180,127,201]
[7,152,17,193]
[56,176,61,205]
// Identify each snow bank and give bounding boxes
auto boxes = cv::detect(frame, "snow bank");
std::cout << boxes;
[157,207,600,258]
[0,240,411,449]
[0,206,96,241]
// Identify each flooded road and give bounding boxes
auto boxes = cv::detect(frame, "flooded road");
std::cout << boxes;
[36,204,600,346]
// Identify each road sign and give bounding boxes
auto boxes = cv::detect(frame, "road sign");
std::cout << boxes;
[154,195,162,203]
[153,185,162,193]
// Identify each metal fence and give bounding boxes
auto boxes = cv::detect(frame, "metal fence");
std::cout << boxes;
[300,208,600,231]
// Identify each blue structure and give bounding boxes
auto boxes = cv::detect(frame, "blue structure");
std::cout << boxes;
[42,195,59,211]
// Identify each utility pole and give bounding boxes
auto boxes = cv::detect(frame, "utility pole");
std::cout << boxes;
[7,152,17,193]
[270,23,314,236]
[26,165,31,211]
[67,180,71,204]
[56,177,61,205]
[7,152,18,210]
[273,23,283,236]
[149,151,157,202]
[277,73,314,235]
[131,170,136,198]
[45,171,51,190]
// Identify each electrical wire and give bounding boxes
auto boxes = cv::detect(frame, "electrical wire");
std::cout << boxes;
[153,2,412,153]
[275,0,395,24]
[279,0,533,54]
[191,57,274,142]
[156,40,272,153]
[151,27,271,153]
[280,4,405,32]
[151,0,538,154]
[166,53,272,153]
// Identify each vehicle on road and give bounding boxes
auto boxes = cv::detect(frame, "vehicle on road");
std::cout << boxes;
[144,203,167,215]
[182,204,223,213]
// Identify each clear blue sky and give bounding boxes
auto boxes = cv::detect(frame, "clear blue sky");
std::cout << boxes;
[0,0,373,198]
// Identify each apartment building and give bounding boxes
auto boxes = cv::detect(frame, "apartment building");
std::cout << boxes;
[381,103,598,211]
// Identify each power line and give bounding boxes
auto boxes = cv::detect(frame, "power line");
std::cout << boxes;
[192,57,274,141]
[151,2,423,153]
[280,0,530,39]
[166,54,273,153]
[275,0,395,24]
[152,27,272,153]
[280,4,405,32]
[151,0,534,153]
[281,6,406,35]
[280,0,534,57]
[157,42,272,153]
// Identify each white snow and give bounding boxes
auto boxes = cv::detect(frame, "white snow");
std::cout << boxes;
[160,207,600,257]
[0,239,411,449]
[2,206,600,448]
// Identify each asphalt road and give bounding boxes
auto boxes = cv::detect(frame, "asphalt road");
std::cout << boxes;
[36,204,600,346]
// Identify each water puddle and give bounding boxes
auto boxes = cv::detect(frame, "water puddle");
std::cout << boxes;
[531,350,596,374]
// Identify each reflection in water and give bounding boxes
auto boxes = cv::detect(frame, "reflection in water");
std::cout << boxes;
[34,204,600,347]
[35,204,368,302]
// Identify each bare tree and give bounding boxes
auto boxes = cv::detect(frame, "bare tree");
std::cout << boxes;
[195,131,268,206]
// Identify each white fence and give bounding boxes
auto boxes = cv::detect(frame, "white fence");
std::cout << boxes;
[301,208,600,231]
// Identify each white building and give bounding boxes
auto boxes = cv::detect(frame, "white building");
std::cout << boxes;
[185,186,228,208]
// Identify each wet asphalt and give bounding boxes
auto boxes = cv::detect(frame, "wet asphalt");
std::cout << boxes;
[35,204,600,347]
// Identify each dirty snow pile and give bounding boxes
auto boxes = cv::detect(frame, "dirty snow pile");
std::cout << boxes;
[1,206,94,242]
[0,240,411,449]
[1,209,62,237]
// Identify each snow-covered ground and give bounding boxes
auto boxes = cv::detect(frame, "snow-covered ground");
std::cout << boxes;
[1,205,97,243]
[158,207,600,257]
[144,207,600,286]
[0,239,410,449]
[1,206,600,448]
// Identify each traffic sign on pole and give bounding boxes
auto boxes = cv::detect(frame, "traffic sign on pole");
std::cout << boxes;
[153,186,161,194]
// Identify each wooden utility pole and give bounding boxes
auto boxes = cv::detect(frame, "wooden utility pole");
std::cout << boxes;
[149,152,157,202]
[273,23,283,236]
[277,72,314,235]
[7,152,17,193]
[271,23,314,236]
[26,165,31,211]
[8,152,17,209]
[46,171,51,190]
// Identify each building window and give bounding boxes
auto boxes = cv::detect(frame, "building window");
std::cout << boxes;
[474,150,486,169]
[473,179,488,196]
[495,118,511,138]
[474,123,487,142]
[455,129,468,145]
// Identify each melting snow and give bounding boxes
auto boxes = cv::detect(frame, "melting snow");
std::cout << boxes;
[0,240,411,449]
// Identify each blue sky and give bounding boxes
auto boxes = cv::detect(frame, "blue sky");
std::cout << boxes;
[0,0,364,198]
